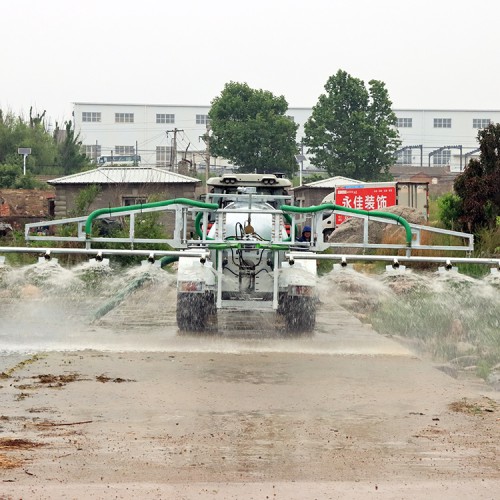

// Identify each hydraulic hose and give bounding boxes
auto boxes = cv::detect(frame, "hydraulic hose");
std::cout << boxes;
[85,198,218,238]
[195,211,214,240]
[160,255,179,268]
[281,203,413,247]
[282,213,297,242]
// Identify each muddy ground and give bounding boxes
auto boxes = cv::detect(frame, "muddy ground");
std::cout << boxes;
[0,273,499,499]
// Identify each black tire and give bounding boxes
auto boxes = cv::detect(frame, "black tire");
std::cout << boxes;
[283,296,316,333]
[277,292,286,315]
[176,293,210,332]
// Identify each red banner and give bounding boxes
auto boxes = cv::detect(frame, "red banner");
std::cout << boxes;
[335,186,397,225]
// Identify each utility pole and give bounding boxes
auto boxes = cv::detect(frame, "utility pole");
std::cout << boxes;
[166,128,184,171]
[205,122,211,189]
[294,140,306,186]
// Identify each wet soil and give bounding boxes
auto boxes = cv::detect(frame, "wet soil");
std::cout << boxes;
[0,274,499,498]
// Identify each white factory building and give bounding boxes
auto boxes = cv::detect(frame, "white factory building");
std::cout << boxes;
[73,102,500,174]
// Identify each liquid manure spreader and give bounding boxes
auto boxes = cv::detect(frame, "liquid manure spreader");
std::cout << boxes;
[1,173,499,335]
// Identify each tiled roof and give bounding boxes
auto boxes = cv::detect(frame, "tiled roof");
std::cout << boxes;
[304,176,365,188]
[48,166,200,185]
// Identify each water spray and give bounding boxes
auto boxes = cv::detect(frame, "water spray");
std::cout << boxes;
[385,258,406,273]
[333,256,353,271]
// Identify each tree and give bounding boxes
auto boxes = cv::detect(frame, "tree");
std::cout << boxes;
[55,121,90,175]
[207,82,299,177]
[303,70,401,181]
[453,123,500,233]
[0,109,92,186]
[0,165,22,188]
[0,109,58,172]
[437,192,462,230]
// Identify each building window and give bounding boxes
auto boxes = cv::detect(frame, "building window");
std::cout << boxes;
[115,113,134,123]
[195,114,209,125]
[82,144,101,161]
[122,196,147,207]
[396,149,412,165]
[396,118,412,128]
[115,145,135,155]
[156,145,172,167]
[473,118,491,129]
[433,150,451,165]
[156,113,175,124]
[82,112,101,122]
[433,118,451,128]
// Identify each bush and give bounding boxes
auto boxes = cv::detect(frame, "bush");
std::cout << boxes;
[437,192,462,230]
[0,164,22,188]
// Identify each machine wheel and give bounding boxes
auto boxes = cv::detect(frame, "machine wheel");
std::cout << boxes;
[283,296,316,333]
[277,293,286,315]
[176,293,210,332]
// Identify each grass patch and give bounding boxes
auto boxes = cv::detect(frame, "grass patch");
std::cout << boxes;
[369,275,500,368]
[448,397,497,415]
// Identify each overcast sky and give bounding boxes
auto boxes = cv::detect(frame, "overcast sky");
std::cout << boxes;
[2,0,499,125]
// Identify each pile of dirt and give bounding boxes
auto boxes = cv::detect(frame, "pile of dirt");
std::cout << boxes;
[327,206,426,253]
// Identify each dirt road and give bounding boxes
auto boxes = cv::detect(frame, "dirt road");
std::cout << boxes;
[0,276,499,499]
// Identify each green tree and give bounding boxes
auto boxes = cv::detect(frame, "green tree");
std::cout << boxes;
[72,184,102,216]
[207,82,299,177]
[303,70,401,181]
[437,192,462,230]
[453,123,500,233]
[0,165,22,188]
[0,108,58,172]
[55,121,90,175]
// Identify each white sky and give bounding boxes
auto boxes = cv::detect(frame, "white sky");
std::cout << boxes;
[2,0,499,125]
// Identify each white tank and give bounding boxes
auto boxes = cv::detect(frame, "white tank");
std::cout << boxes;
[208,201,288,241]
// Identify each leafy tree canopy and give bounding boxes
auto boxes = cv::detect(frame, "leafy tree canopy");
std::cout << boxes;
[303,69,401,181]
[55,120,90,175]
[0,108,90,186]
[453,123,500,233]
[207,82,299,177]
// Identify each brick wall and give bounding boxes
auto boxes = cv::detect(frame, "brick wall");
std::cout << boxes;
[0,189,55,218]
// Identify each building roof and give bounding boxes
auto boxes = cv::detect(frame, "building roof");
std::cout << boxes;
[304,176,366,188]
[48,166,200,185]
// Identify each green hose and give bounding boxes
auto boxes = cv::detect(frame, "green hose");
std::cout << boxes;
[281,203,413,247]
[85,198,219,238]
[195,211,214,240]
[282,213,298,242]
[160,255,179,268]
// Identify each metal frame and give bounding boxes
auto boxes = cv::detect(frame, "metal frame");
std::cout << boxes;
[304,210,475,256]
[0,196,493,269]
[286,252,500,268]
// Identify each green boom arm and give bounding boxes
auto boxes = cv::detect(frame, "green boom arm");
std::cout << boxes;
[85,198,219,238]
[280,203,413,247]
